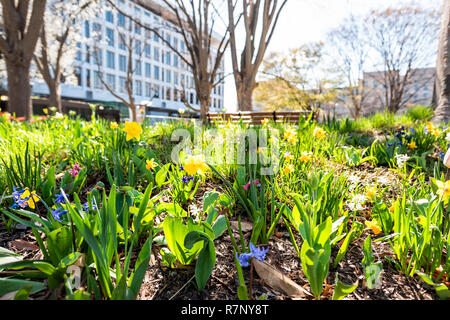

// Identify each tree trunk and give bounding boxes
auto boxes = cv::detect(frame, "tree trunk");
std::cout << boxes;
[6,60,32,119]
[129,105,137,122]
[237,83,255,111]
[48,80,62,113]
[432,0,450,123]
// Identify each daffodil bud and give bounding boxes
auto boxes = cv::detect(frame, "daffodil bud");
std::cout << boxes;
[444,148,450,168]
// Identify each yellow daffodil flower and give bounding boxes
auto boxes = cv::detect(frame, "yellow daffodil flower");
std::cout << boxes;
[123,121,142,141]
[283,127,298,144]
[435,179,450,200]
[314,127,326,139]
[284,152,293,162]
[283,164,294,175]
[365,219,382,235]
[261,118,269,126]
[299,151,312,162]
[366,185,377,201]
[184,154,209,176]
[110,122,119,129]
[21,188,40,209]
[407,141,417,149]
[146,158,158,171]
[432,129,441,137]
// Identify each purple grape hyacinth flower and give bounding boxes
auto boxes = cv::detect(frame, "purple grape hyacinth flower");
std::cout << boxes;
[236,243,269,267]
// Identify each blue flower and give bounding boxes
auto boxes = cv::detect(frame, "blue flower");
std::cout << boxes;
[410,127,415,134]
[181,175,194,183]
[236,243,269,267]
[51,207,67,222]
[12,187,25,200]
[55,190,67,204]
[440,151,445,160]
[83,201,97,212]
[179,165,184,171]
[11,187,29,209]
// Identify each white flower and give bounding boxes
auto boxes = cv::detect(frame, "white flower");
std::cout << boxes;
[395,153,410,168]
[414,199,428,205]
[346,194,367,212]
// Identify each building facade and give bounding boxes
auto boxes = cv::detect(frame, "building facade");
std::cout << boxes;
[30,0,225,119]
[362,67,435,114]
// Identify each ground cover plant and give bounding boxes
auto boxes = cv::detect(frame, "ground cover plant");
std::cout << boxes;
[0,106,449,300]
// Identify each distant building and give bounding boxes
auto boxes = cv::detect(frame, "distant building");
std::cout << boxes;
[362,67,435,115]
[12,0,225,119]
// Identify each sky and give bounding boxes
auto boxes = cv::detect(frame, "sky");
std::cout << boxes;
[223,0,442,111]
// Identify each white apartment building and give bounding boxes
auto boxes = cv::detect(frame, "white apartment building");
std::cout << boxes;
[30,0,225,118]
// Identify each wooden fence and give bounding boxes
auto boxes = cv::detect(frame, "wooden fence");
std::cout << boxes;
[206,110,317,125]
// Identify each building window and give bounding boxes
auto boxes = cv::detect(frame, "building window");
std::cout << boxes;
[119,76,126,93]
[154,66,160,80]
[145,82,152,97]
[135,21,141,35]
[154,84,160,98]
[93,71,102,89]
[166,69,171,83]
[165,51,171,65]
[135,40,141,55]
[145,63,151,78]
[106,73,115,90]
[106,51,115,69]
[161,68,165,82]
[84,21,90,38]
[135,60,142,76]
[173,54,178,68]
[119,54,126,72]
[94,49,102,66]
[166,87,171,100]
[135,80,142,96]
[75,43,82,61]
[74,67,81,86]
[174,72,178,85]
[144,43,151,58]
[106,10,114,23]
[153,47,159,61]
[92,23,102,40]
[106,28,114,47]
[174,88,178,101]
[85,69,91,87]
[117,13,125,27]
[118,33,126,50]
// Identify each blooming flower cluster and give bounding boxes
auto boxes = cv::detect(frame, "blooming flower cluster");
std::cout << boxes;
[346,194,367,212]
[283,127,298,144]
[69,163,82,177]
[182,176,194,183]
[11,187,39,210]
[236,243,269,267]
[242,180,260,191]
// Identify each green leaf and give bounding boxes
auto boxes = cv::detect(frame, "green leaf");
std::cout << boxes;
[128,237,152,298]
[332,274,358,300]
[0,278,45,297]
[13,285,33,300]
[33,261,56,276]
[66,289,92,300]
[184,231,216,290]
[212,215,227,239]
[46,227,73,266]
[0,246,23,266]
